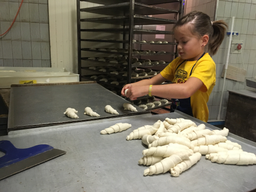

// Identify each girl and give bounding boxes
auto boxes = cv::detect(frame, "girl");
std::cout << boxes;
[121,11,227,122]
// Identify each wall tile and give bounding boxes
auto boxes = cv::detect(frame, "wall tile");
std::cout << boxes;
[30,23,41,41]
[252,0,256,4]
[237,3,245,18]
[22,59,33,67]
[40,0,48,4]
[220,106,227,120]
[249,49,256,64]
[13,59,23,67]
[0,41,2,59]
[224,2,232,17]
[252,35,256,50]
[33,59,42,67]
[0,59,3,66]
[0,2,10,21]
[12,41,22,59]
[9,2,19,22]
[230,2,238,17]
[20,22,31,41]
[249,4,256,19]
[247,20,254,35]
[32,42,41,59]
[21,41,32,59]
[210,106,219,120]
[234,18,242,32]
[41,42,50,60]
[247,64,254,77]
[11,22,21,40]
[2,40,13,59]
[243,3,251,19]
[1,22,12,40]
[42,59,51,67]
[3,59,14,67]
[39,4,48,23]
[29,0,39,3]
[246,35,254,50]
[217,1,225,17]
[40,24,49,42]
[29,3,40,22]
[241,19,249,34]
[19,3,29,22]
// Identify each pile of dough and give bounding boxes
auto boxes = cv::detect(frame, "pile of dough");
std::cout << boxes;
[64,108,79,119]
[123,117,256,177]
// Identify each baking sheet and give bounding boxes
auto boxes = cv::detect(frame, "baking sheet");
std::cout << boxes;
[1,112,256,192]
[8,82,147,131]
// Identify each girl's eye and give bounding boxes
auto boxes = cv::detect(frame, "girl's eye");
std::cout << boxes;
[182,41,187,44]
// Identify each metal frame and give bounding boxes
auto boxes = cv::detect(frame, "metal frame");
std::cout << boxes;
[77,0,184,90]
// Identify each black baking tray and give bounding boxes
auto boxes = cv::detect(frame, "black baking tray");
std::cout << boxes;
[80,2,178,15]
[8,82,149,131]
[80,15,177,25]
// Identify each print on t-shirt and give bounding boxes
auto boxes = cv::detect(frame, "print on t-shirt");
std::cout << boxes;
[174,69,187,83]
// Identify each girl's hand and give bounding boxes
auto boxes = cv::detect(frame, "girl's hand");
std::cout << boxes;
[121,84,132,97]
[125,85,148,100]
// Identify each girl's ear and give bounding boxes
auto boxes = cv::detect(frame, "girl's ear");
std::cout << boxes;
[201,34,209,47]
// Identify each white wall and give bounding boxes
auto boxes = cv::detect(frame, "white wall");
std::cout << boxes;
[48,0,77,73]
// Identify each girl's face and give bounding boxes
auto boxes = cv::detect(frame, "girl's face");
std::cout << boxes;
[174,23,206,61]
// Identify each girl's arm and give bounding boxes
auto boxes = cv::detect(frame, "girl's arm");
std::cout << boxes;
[124,76,203,100]
[121,73,166,96]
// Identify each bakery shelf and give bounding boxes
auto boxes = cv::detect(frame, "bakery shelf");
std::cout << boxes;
[81,28,173,34]
[80,2,178,16]
[80,15,177,25]
[80,0,180,5]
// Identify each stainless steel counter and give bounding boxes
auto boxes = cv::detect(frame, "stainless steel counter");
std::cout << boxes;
[1,112,256,192]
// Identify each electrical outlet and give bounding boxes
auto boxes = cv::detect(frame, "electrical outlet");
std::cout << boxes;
[231,40,243,54]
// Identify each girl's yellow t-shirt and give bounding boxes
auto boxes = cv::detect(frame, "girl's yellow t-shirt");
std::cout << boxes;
[160,53,216,122]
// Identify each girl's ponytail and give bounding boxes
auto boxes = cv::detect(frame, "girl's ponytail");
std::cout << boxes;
[209,21,228,55]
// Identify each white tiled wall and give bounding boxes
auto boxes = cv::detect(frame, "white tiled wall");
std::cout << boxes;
[210,0,256,120]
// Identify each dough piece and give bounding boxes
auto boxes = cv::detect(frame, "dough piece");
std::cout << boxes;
[100,123,131,135]
[193,145,228,155]
[165,118,185,125]
[123,103,138,112]
[126,125,158,140]
[170,152,201,177]
[179,124,205,135]
[64,108,79,119]
[138,104,147,110]
[206,151,256,165]
[143,144,192,157]
[153,101,162,106]
[166,120,197,133]
[160,99,169,104]
[191,135,227,146]
[143,151,192,176]
[141,135,159,146]
[212,127,229,136]
[84,107,100,117]
[149,135,193,149]
[186,129,213,141]
[154,121,166,137]
[146,102,155,108]
[105,105,119,115]
[138,156,163,166]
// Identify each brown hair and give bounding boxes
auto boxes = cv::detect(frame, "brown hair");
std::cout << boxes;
[174,11,228,55]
